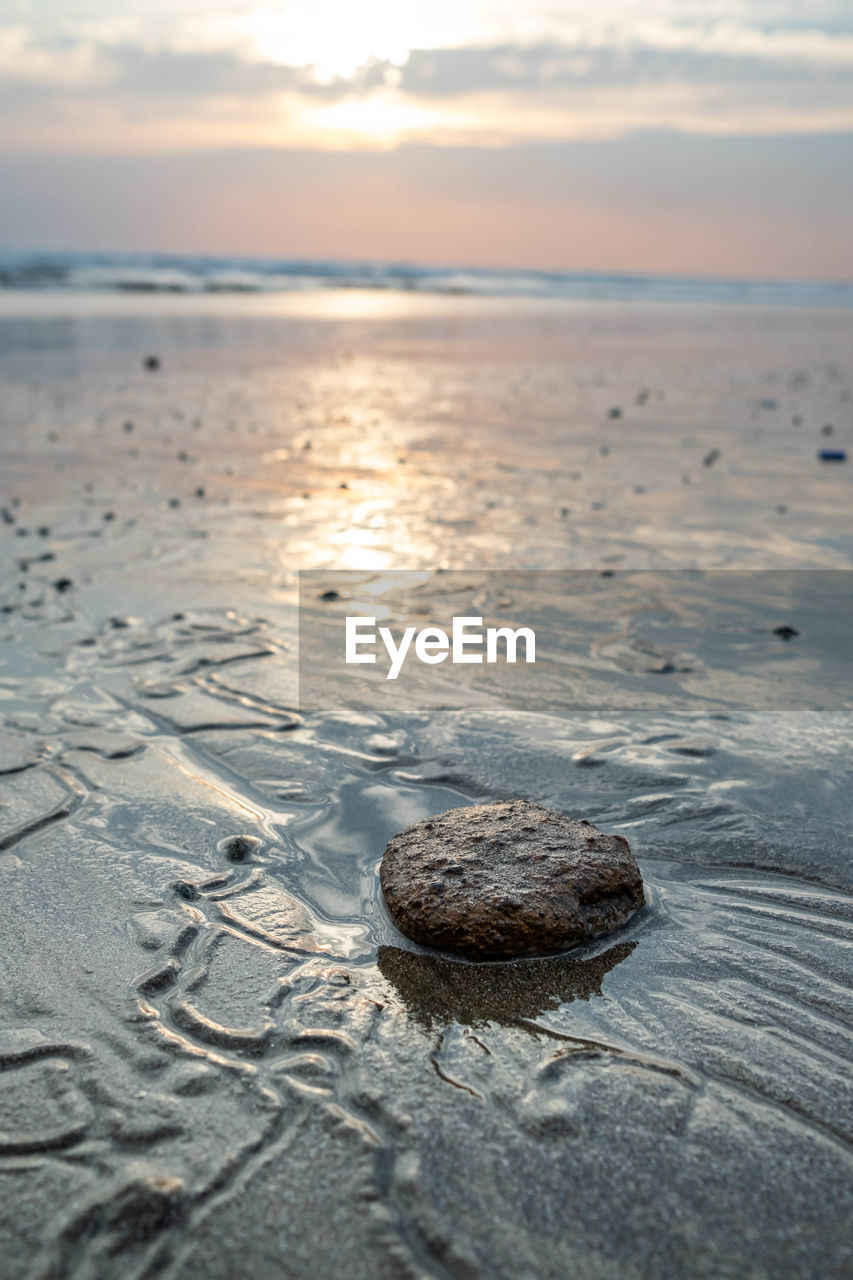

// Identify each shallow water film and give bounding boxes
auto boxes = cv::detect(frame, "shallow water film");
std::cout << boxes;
[0,296,852,1279]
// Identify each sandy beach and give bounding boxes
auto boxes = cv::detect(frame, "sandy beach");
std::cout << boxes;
[1,289,852,1278]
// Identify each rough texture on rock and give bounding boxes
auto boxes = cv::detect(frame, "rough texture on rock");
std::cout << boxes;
[380,800,644,960]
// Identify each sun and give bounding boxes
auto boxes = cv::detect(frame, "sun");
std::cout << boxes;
[240,4,411,80]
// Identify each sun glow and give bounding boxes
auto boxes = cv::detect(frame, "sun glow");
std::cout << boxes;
[304,94,438,143]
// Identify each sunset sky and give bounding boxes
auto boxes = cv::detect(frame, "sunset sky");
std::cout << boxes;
[1,0,852,277]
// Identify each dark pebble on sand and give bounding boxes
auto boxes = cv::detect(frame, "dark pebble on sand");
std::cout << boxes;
[319,589,340,600]
[703,448,720,467]
[53,578,73,593]
[144,356,161,371]
[607,407,622,419]
[218,834,262,862]
[380,800,644,960]
[773,625,799,640]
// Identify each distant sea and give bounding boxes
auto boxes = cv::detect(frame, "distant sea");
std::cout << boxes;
[1,249,852,307]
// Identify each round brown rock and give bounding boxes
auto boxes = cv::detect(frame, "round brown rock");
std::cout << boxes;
[380,800,644,960]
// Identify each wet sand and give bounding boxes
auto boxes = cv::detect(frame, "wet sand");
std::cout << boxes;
[0,291,852,1279]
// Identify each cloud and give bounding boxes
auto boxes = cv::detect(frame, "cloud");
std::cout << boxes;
[0,18,851,147]
[395,30,853,97]
[0,26,110,88]
[0,30,325,99]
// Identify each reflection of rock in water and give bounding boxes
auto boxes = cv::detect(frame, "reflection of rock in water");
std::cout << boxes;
[377,940,636,1030]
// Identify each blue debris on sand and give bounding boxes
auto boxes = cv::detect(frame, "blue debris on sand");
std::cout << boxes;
[818,449,847,463]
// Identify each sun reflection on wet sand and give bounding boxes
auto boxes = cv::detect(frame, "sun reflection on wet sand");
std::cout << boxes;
[0,294,851,609]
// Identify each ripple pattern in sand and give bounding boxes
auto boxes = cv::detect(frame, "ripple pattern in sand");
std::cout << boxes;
[0,604,850,1278]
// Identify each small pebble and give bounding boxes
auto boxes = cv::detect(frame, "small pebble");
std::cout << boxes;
[217,834,262,862]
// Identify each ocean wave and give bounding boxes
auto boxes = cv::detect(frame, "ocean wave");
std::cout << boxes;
[0,250,851,306]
